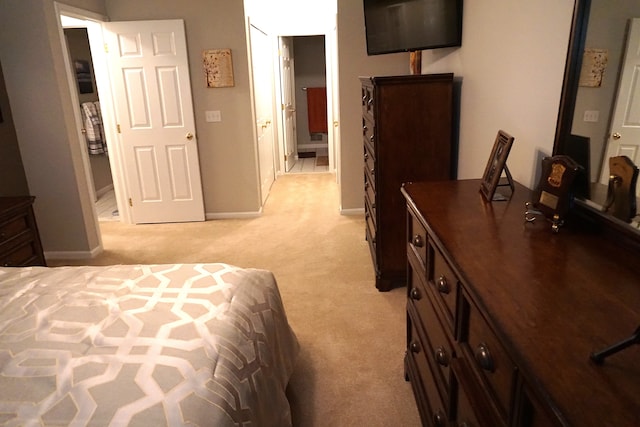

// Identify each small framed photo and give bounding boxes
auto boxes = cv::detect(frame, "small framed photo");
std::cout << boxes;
[480,130,515,202]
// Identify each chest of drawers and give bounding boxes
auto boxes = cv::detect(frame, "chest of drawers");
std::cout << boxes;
[360,74,454,291]
[0,197,46,267]
[402,180,639,426]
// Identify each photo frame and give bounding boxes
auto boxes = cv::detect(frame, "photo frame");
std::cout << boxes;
[480,130,515,202]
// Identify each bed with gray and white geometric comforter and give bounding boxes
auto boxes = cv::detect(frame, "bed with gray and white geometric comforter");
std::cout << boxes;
[0,263,299,426]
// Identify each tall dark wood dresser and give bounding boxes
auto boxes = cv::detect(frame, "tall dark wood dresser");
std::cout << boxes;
[0,196,46,267]
[361,73,454,291]
[402,179,639,427]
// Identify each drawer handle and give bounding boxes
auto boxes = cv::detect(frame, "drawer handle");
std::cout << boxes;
[434,346,449,367]
[370,168,375,175]
[436,275,451,294]
[369,135,374,142]
[410,287,422,301]
[364,153,369,160]
[367,98,373,106]
[474,343,495,372]
[410,341,421,354]
[433,410,447,427]
[363,125,368,132]
[412,234,424,248]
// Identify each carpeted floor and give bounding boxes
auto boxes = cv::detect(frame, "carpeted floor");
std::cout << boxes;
[49,173,421,426]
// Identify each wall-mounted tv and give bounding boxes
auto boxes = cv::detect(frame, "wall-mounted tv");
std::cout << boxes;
[363,0,463,55]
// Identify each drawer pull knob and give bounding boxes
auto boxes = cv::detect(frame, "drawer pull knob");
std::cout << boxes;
[364,153,369,160]
[436,276,451,294]
[370,168,375,175]
[363,125,368,132]
[412,234,424,248]
[433,410,447,427]
[410,287,422,300]
[434,346,449,366]
[370,135,374,142]
[368,98,373,106]
[474,343,495,372]
[410,341,421,354]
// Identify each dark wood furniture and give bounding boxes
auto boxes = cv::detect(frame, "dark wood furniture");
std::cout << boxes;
[361,73,454,291]
[402,179,639,427]
[0,197,46,267]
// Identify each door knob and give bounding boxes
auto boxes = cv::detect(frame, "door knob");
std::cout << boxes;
[186,132,194,140]
[612,132,621,140]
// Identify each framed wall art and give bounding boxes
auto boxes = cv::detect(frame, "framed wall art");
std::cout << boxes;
[480,130,515,201]
[203,48,234,88]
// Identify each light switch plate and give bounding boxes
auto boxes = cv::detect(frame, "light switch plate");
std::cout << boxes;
[583,110,599,123]
[205,110,222,122]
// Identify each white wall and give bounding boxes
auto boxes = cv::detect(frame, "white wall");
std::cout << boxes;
[0,0,107,256]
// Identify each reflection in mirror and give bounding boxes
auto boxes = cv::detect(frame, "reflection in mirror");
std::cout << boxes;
[555,0,640,233]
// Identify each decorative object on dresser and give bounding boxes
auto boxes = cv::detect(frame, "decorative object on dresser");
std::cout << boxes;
[402,179,639,427]
[601,155,638,223]
[0,196,46,267]
[361,73,455,292]
[525,155,581,233]
[479,130,515,202]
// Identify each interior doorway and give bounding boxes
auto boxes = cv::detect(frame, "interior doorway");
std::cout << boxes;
[63,27,118,222]
[285,35,330,174]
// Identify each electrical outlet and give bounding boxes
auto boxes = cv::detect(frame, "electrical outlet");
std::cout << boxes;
[205,110,222,122]
[583,110,599,123]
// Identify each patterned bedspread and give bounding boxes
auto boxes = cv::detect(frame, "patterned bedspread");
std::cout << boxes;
[0,264,299,426]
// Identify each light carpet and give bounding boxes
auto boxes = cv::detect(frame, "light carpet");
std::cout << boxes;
[49,173,421,426]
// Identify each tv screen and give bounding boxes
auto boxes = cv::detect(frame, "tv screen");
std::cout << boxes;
[363,0,463,55]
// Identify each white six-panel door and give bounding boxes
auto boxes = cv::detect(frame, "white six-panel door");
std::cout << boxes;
[279,36,297,173]
[600,18,640,196]
[103,20,205,223]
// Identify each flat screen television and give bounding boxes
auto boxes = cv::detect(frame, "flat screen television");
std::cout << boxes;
[363,0,463,55]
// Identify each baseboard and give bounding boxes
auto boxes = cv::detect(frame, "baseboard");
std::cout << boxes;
[206,209,262,220]
[340,207,365,216]
[298,143,328,150]
[95,184,114,198]
[45,244,104,261]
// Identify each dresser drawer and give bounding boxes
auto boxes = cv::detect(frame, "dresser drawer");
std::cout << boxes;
[407,211,427,272]
[408,262,454,401]
[0,213,30,246]
[407,309,450,427]
[364,172,376,211]
[361,84,374,121]
[459,289,517,421]
[364,147,375,187]
[428,241,458,332]
[362,118,375,152]
[1,238,40,267]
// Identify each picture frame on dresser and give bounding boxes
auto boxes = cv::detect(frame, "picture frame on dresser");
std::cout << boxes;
[480,130,515,202]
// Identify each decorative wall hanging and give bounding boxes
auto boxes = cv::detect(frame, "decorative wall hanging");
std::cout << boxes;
[203,49,234,88]
[579,48,608,87]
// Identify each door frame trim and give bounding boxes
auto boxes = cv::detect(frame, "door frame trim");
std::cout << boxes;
[55,2,132,225]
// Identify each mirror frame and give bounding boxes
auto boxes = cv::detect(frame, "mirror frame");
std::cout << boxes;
[553,0,640,248]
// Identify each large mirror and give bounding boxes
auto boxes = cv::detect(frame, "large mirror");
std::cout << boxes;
[554,0,640,242]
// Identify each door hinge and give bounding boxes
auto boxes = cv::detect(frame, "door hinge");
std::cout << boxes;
[104,43,109,53]
[281,104,285,111]
[117,124,121,133]
[284,154,288,161]
[128,198,133,207]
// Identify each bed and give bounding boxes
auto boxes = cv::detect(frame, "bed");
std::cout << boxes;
[0,263,299,426]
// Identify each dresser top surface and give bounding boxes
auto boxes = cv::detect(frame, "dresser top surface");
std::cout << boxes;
[402,179,640,426]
